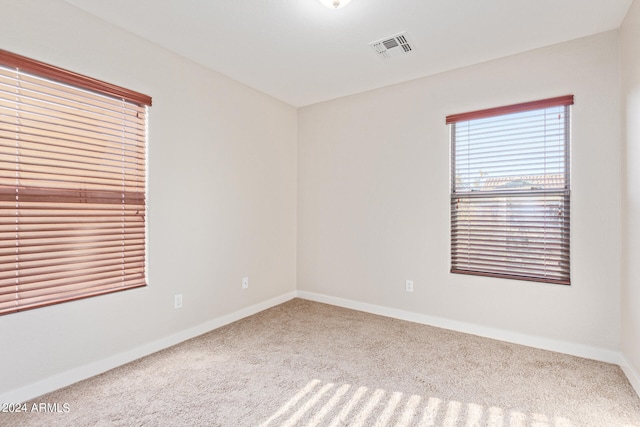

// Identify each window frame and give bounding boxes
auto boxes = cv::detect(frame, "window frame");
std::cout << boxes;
[447,95,573,285]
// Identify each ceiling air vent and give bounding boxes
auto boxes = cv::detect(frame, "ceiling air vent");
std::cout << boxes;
[369,32,414,60]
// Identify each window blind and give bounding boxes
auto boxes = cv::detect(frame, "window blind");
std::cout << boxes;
[0,49,151,315]
[447,95,572,285]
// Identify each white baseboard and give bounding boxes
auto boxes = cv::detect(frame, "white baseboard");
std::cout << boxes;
[296,291,623,365]
[619,355,640,398]
[1,291,297,404]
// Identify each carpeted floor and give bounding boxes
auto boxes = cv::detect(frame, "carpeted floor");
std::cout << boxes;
[4,298,640,426]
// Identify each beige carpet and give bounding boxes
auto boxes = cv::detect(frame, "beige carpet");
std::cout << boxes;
[4,298,640,426]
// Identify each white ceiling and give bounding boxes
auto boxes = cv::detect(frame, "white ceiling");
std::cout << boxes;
[64,0,633,107]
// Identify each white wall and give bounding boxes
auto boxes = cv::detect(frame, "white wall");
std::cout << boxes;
[298,31,622,354]
[621,0,640,393]
[0,0,297,399]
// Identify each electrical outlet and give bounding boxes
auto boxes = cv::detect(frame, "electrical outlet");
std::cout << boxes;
[174,294,183,309]
[242,277,249,289]
[405,280,414,292]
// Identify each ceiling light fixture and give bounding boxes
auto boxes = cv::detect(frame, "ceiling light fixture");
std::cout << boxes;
[318,0,352,9]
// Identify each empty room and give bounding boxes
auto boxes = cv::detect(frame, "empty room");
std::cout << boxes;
[1,0,640,425]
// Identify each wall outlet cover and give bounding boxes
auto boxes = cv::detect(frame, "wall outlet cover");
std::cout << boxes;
[405,280,414,292]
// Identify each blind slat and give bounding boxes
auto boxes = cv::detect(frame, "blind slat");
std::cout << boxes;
[0,278,146,313]
[0,247,146,266]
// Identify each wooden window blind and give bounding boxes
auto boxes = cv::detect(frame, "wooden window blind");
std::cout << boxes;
[447,95,572,285]
[0,49,151,315]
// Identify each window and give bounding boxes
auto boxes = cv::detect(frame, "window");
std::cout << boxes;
[0,49,152,315]
[447,96,572,285]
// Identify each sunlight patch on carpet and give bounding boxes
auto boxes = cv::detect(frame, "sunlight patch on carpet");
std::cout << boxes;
[261,379,575,427]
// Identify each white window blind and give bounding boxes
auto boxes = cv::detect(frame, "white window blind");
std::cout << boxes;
[447,96,572,285]
[0,49,151,315]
